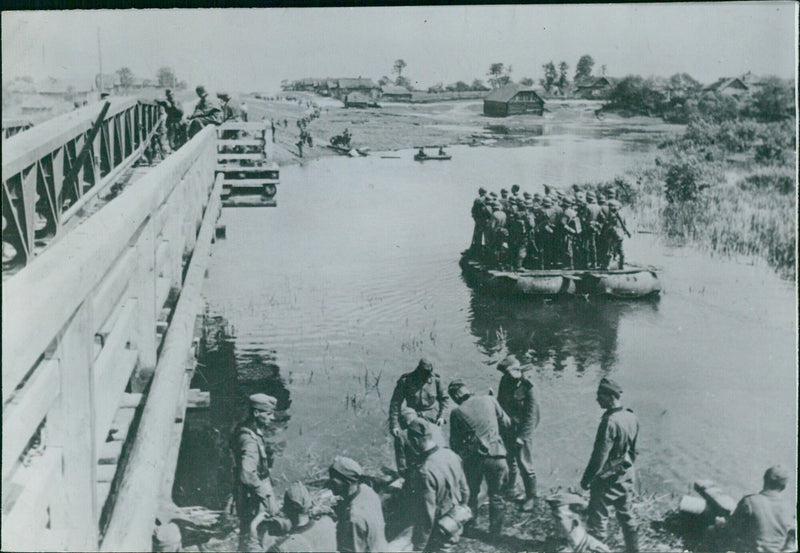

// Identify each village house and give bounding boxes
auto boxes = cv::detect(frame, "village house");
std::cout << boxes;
[702,77,749,96]
[343,91,379,108]
[380,84,412,102]
[483,84,544,117]
[574,76,616,99]
[332,78,380,100]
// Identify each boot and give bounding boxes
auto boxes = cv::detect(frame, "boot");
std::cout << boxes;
[622,527,639,553]
[488,502,505,537]
[520,474,537,510]
[521,496,537,512]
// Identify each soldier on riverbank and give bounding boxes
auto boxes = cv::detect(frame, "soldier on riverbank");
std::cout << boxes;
[729,465,796,553]
[448,380,511,539]
[406,419,471,552]
[389,358,449,477]
[328,456,388,552]
[266,482,337,552]
[232,394,281,551]
[496,356,540,511]
[580,378,639,552]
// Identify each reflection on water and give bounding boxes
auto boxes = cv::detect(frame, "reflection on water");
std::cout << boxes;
[173,119,795,514]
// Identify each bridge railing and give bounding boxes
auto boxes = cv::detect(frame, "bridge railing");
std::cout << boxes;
[1,126,218,551]
[2,98,162,267]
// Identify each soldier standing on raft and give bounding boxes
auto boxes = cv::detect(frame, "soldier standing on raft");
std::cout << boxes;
[469,188,491,255]
[603,200,631,270]
[580,378,640,553]
[389,358,449,477]
[232,394,281,551]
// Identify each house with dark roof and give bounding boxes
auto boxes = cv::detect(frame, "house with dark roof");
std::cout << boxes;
[574,76,617,99]
[483,84,544,117]
[703,77,749,96]
[343,91,380,108]
[380,85,412,102]
[333,78,380,100]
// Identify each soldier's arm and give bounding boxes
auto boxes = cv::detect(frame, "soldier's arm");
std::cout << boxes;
[581,417,614,489]
[449,411,465,456]
[237,433,265,491]
[458,463,471,507]
[411,472,437,551]
[436,377,450,421]
[492,397,512,432]
[520,381,540,432]
[618,213,630,237]
[388,377,405,432]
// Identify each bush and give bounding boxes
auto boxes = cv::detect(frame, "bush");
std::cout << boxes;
[664,156,709,203]
[738,167,796,194]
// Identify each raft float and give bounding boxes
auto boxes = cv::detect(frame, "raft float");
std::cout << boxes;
[460,254,661,298]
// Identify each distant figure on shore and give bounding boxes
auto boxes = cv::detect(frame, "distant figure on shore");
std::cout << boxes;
[729,465,796,553]
[240,101,248,122]
[187,85,221,138]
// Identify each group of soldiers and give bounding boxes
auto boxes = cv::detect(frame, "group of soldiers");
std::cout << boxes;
[227,358,796,553]
[469,184,631,271]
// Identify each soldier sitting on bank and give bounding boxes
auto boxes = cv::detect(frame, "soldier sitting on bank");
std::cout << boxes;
[266,482,337,553]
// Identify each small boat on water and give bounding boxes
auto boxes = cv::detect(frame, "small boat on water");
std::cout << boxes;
[459,254,661,298]
[414,145,451,161]
[326,144,369,157]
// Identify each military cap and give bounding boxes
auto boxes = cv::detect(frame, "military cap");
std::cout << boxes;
[284,482,312,511]
[500,188,509,195]
[511,184,520,193]
[606,189,617,198]
[523,192,532,199]
[195,85,208,97]
[585,191,596,201]
[478,187,487,195]
[250,393,278,412]
[524,199,534,208]
[489,191,498,198]
[217,91,230,100]
[542,196,553,207]
[555,189,565,198]
[597,377,623,397]
[572,184,582,193]
[329,456,363,481]
[448,379,469,399]
[533,193,542,200]
[764,465,789,488]
[597,195,606,205]
[406,418,434,438]
[497,355,520,372]
[608,199,621,210]
[417,358,433,371]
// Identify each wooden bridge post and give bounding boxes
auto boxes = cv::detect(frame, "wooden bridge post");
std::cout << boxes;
[48,299,99,550]
[130,220,158,392]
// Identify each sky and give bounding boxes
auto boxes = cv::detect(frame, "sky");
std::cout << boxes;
[2,3,797,93]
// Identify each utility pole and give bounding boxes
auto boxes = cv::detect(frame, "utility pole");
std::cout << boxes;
[97,28,104,94]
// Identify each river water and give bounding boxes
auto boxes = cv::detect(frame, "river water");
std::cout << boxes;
[173,118,796,516]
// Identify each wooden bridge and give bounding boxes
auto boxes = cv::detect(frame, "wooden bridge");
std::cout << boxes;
[1,99,246,551]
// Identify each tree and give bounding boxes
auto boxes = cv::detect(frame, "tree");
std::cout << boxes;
[156,66,177,89]
[575,54,595,81]
[540,62,557,93]
[749,77,793,122]
[557,62,570,93]
[454,81,470,92]
[520,77,534,86]
[471,79,488,91]
[395,75,411,88]
[487,63,506,88]
[393,59,407,77]
[117,67,134,89]
[378,75,391,86]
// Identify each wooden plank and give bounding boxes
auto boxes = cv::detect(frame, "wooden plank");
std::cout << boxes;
[107,406,136,443]
[120,392,143,408]
[2,359,60,483]
[96,482,112,512]
[98,440,124,465]
[216,164,278,173]
[216,122,267,132]
[95,348,139,452]
[97,464,118,483]
[217,139,264,147]
[222,179,280,186]
[88,247,135,334]
[101,174,222,552]
[3,126,217,400]
[95,287,134,348]
[1,448,62,551]
[156,275,172,311]
[155,239,170,278]
[216,153,264,161]
[47,304,98,549]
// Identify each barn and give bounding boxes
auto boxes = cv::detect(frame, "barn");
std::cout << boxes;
[483,84,544,117]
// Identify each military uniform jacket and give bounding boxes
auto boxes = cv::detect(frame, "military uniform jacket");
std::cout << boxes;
[268,516,337,552]
[730,490,796,553]
[450,395,511,459]
[389,371,449,432]
[335,483,388,553]
[497,374,540,438]
[581,407,639,488]
[410,446,470,551]
[472,198,491,222]
[190,97,221,124]
[232,419,274,498]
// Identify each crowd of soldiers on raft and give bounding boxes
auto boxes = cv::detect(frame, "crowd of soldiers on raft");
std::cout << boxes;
[193,357,796,553]
[468,183,632,271]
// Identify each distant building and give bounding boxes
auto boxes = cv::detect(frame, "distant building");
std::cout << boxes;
[703,77,749,96]
[334,78,380,100]
[380,84,412,102]
[483,84,544,117]
[574,76,616,99]
[343,91,379,108]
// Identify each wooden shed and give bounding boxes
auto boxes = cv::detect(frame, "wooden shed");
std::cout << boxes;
[483,84,544,117]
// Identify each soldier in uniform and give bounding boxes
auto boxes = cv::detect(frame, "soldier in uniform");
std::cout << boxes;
[267,483,337,553]
[161,89,186,150]
[506,199,528,270]
[232,394,281,551]
[602,200,630,270]
[536,196,559,269]
[448,380,511,539]
[499,188,510,211]
[328,456,388,552]
[580,192,604,269]
[729,465,796,553]
[217,92,238,123]
[496,356,540,511]
[489,200,509,268]
[559,197,583,269]
[510,184,522,202]
[469,188,491,255]
[188,85,221,138]
[406,419,471,552]
[580,378,639,553]
[523,198,540,268]
[389,358,449,477]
